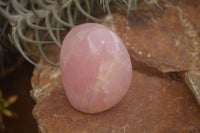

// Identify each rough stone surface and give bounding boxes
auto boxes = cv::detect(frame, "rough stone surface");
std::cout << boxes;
[106,1,198,73]
[31,59,200,133]
[31,0,200,132]
[179,0,200,105]
[185,73,200,104]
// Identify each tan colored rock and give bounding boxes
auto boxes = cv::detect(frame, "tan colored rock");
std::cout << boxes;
[31,57,200,132]
[106,6,193,73]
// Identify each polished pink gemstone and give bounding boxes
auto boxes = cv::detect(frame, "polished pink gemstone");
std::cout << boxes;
[60,23,132,113]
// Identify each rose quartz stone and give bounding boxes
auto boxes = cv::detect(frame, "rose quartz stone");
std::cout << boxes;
[60,23,132,113]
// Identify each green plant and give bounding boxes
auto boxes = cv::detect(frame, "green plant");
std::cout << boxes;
[0,89,18,131]
[0,0,171,67]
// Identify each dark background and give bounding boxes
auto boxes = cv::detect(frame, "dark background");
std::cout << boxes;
[0,61,38,133]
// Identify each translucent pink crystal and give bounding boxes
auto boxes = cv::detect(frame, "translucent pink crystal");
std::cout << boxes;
[60,23,132,113]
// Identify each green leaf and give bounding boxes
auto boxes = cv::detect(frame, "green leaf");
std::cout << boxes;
[3,102,9,108]
[2,109,13,117]
[6,95,18,105]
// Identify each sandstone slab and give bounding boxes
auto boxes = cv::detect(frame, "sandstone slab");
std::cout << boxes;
[108,0,199,73]
[31,58,200,132]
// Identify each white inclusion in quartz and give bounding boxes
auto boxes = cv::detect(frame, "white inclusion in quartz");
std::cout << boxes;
[88,36,99,55]
[101,40,105,44]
